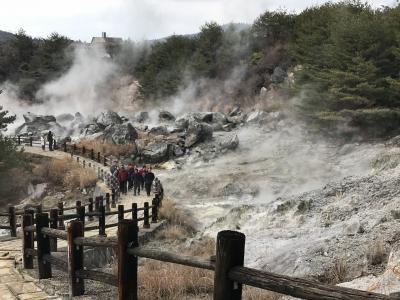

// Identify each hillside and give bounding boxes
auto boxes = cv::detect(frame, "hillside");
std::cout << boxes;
[0,30,14,43]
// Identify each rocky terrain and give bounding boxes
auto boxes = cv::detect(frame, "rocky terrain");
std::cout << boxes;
[13,107,400,294]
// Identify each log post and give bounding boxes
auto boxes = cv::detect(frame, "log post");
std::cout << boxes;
[9,206,16,237]
[213,230,245,300]
[97,152,101,163]
[58,202,65,230]
[76,200,82,215]
[91,149,94,160]
[77,206,85,227]
[73,144,76,153]
[53,140,57,150]
[151,199,158,223]
[132,203,137,222]
[64,141,67,152]
[36,213,51,279]
[18,136,21,145]
[36,204,42,214]
[98,205,106,236]
[118,205,124,222]
[82,146,86,156]
[143,202,150,229]
[29,136,33,146]
[103,156,107,166]
[88,198,94,221]
[105,193,111,212]
[49,209,58,252]
[111,189,116,208]
[118,219,138,300]
[22,214,34,269]
[68,220,84,296]
[95,197,100,214]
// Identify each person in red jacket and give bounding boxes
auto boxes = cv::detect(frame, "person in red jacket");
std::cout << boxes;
[117,166,129,195]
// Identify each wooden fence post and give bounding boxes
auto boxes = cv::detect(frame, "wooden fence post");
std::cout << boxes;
[54,140,57,150]
[90,149,94,160]
[88,198,94,221]
[68,220,84,296]
[143,202,150,229]
[132,203,137,222]
[82,146,86,156]
[106,193,111,212]
[36,213,51,279]
[9,206,16,237]
[73,144,76,153]
[118,205,124,222]
[64,142,67,152]
[50,209,58,252]
[18,136,21,145]
[103,156,107,167]
[29,137,33,146]
[22,214,34,269]
[111,189,116,208]
[36,204,42,214]
[95,197,100,215]
[151,199,158,223]
[99,205,106,236]
[58,202,65,230]
[97,152,101,163]
[118,219,138,300]
[77,206,85,227]
[76,200,81,214]
[213,230,245,300]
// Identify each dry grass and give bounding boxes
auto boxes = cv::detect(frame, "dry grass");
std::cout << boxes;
[157,225,188,241]
[77,139,135,158]
[322,258,348,284]
[243,286,281,300]
[159,198,196,232]
[366,240,387,266]
[33,157,97,189]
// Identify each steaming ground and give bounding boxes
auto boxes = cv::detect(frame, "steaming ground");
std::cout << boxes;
[157,123,392,280]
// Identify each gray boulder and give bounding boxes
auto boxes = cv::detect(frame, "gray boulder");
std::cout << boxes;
[246,110,268,124]
[95,111,122,128]
[271,66,287,84]
[142,142,171,163]
[56,113,74,123]
[103,123,138,144]
[149,126,169,136]
[81,123,103,136]
[136,112,149,123]
[159,111,176,122]
[185,121,213,148]
[219,134,239,151]
[16,113,65,137]
[172,145,185,157]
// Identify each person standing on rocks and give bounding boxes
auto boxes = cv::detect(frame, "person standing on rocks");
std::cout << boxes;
[118,166,129,195]
[47,131,54,151]
[144,167,155,196]
[133,168,142,196]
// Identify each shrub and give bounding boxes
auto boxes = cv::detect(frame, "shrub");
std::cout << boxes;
[76,139,135,158]
[366,240,388,266]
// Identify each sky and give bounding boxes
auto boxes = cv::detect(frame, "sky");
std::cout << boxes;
[0,0,397,42]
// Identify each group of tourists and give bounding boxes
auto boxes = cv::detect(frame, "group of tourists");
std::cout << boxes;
[110,162,156,198]
[40,131,55,151]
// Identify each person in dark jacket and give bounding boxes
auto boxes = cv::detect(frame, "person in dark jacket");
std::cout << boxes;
[127,164,134,190]
[117,166,129,195]
[133,168,142,196]
[138,165,146,189]
[47,131,53,151]
[144,167,155,196]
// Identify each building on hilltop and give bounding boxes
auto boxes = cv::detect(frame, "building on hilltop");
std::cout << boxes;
[90,32,122,58]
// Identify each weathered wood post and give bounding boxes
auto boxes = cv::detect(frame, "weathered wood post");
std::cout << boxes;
[99,205,106,236]
[29,136,33,146]
[213,230,245,300]
[132,203,137,222]
[82,146,86,156]
[105,193,111,212]
[8,206,16,237]
[58,202,65,229]
[118,219,138,300]
[95,197,100,215]
[76,200,82,215]
[68,220,84,296]
[118,205,124,222]
[49,209,58,252]
[143,202,150,229]
[36,213,51,279]
[53,140,57,150]
[111,189,116,208]
[73,144,77,153]
[22,214,34,269]
[64,141,67,152]
[36,204,42,214]
[88,198,94,221]
[103,156,107,166]
[97,152,101,163]
[151,198,158,223]
[77,206,85,227]
[91,149,94,160]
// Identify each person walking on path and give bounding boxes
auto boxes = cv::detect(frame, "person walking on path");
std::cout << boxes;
[111,169,120,199]
[133,168,142,196]
[144,167,155,196]
[41,135,46,151]
[47,131,54,151]
[118,166,129,195]
[138,165,146,190]
[127,164,134,190]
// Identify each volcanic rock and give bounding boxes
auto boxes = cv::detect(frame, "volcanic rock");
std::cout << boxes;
[159,111,176,122]
[103,123,138,144]
[95,111,122,128]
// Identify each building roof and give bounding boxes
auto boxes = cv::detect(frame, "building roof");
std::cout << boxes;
[91,36,123,44]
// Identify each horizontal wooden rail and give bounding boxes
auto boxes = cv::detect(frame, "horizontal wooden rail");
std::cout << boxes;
[25,248,37,257]
[58,213,79,220]
[75,270,118,287]
[74,236,118,248]
[24,225,36,232]
[127,247,215,271]
[41,228,68,240]
[104,222,119,229]
[228,266,390,300]
[0,225,11,230]
[0,213,10,217]
[43,254,68,270]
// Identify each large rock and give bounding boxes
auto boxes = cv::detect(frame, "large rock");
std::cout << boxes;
[103,123,138,144]
[219,134,239,151]
[159,111,176,122]
[176,112,227,131]
[185,121,213,148]
[16,113,65,137]
[81,123,103,136]
[142,142,171,163]
[149,126,169,136]
[56,113,74,123]
[271,66,287,84]
[246,110,268,124]
[136,111,149,123]
[95,111,122,128]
